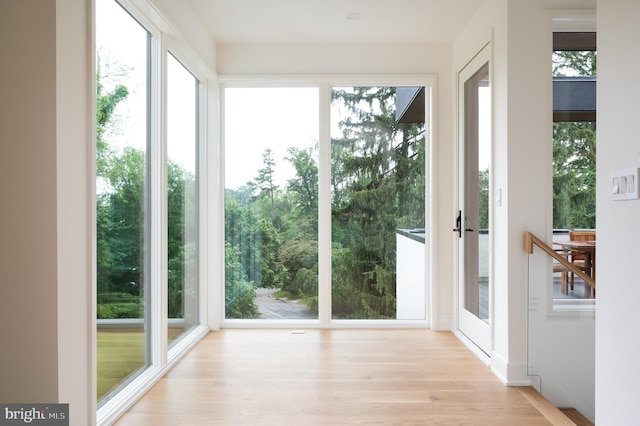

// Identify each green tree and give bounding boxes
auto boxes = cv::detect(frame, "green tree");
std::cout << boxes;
[100,146,146,297]
[278,238,318,297]
[552,50,596,229]
[96,69,128,178]
[225,243,260,319]
[553,121,596,228]
[97,64,199,319]
[330,86,425,318]
[225,189,261,285]
[167,161,197,318]
[553,51,596,77]
[255,149,278,221]
[96,68,133,300]
[285,146,318,226]
[479,169,489,230]
[256,218,287,288]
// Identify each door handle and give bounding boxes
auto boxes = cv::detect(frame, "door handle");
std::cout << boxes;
[453,210,462,238]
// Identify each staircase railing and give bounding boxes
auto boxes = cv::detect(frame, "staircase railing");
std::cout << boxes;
[524,231,595,290]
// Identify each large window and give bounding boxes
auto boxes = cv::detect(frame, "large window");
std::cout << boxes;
[96,0,150,403]
[223,83,429,323]
[96,0,204,415]
[330,86,426,320]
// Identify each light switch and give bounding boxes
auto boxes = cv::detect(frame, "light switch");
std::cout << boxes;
[611,167,640,201]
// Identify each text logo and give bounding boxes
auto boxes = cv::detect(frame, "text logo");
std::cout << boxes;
[0,404,68,426]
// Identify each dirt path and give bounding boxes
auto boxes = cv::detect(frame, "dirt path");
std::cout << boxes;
[254,288,316,319]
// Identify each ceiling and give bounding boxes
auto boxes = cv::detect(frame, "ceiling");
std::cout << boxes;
[185,0,485,45]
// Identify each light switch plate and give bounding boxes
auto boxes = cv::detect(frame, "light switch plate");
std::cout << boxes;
[611,167,640,201]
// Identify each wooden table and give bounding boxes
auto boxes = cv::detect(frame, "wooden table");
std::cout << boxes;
[557,240,596,297]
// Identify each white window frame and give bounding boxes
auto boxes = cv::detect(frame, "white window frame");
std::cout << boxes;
[95,0,212,424]
[548,9,596,314]
[219,75,436,330]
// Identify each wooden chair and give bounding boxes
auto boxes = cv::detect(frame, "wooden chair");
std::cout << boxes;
[569,230,596,242]
[568,230,596,291]
[553,246,570,295]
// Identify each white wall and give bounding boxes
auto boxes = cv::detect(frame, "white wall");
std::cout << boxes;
[596,1,640,424]
[396,233,426,320]
[149,0,217,72]
[57,1,95,424]
[0,1,93,424]
[217,43,448,76]
[0,0,60,401]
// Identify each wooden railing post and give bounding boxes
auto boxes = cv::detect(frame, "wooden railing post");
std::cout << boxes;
[525,232,533,254]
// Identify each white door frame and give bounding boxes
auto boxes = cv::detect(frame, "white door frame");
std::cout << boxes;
[455,42,492,358]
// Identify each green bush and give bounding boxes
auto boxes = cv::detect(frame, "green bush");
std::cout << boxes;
[225,280,259,319]
[301,295,318,315]
[97,302,142,319]
[97,292,139,304]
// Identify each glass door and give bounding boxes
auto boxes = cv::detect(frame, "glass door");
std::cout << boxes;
[457,45,491,355]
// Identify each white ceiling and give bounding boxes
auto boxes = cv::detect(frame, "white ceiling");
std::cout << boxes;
[186,0,485,45]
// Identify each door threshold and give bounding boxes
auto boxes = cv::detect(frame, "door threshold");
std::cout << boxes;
[453,329,491,366]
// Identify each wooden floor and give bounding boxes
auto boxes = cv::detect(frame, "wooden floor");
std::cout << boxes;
[115,329,573,426]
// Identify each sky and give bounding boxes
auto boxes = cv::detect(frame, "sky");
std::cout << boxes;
[224,88,319,190]
[97,0,148,152]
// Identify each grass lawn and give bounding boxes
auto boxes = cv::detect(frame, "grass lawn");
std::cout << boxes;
[97,328,185,401]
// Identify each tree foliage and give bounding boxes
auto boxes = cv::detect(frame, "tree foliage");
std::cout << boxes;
[330,87,425,318]
[97,66,206,319]
[552,50,596,229]
[224,243,260,319]
[553,121,596,229]
[96,70,143,311]
[553,50,596,77]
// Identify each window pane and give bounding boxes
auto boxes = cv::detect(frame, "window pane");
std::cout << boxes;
[331,87,426,319]
[463,66,490,321]
[96,0,150,404]
[552,39,596,300]
[224,88,319,320]
[167,54,199,344]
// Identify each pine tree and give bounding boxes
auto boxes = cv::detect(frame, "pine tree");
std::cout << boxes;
[330,86,425,318]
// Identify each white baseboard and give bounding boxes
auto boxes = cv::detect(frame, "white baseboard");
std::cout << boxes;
[431,314,454,331]
[490,351,532,386]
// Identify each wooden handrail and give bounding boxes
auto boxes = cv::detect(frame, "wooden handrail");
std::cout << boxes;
[525,231,595,289]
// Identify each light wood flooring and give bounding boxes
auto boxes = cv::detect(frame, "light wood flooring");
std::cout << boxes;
[115,329,576,426]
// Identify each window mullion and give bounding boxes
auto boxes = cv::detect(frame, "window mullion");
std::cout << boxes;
[148,31,168,367]
[318,82,332,326]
